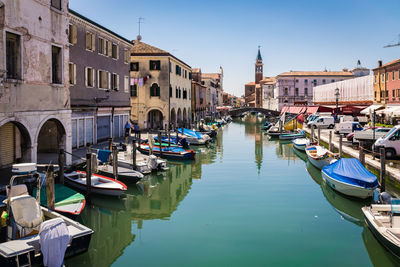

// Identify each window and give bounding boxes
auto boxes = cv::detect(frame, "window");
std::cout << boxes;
[105,40,112,57]
[381,73,385,82]
[124,49,130,64]
[169,85,172,97]
[322,79,326,84]
[189,72,192,80]
[130,62,139,71]
[150,60,161,70]
[85,67,95,87]
[98,70,110,89]
[398,70,400,80]
[295,88,299,96]
[284,88,288,96]
[313,80,317,86]
[295,79,299,83]
[112,43,118,59]
[6,32,21,79]
[169,62,172,72]
[304,88,308,96]
[393,90,396,98]
[130,84,137,97]
[51,0,61,10]
[397,89,400,97]
[179,88,181,98]
[386,73,389,81]
[176,65,182,76]
[111,73,119,90]
[176,87,178,98]
[386,90,389,98]
[69,63,76,85]
[393,71,395,81]
[331,79,335,83]
[374,91,377,99]
[304,79,308,85]
[86,32,95,51]
[150,83,160,97]
[183,89,187,99]
[124,76,129,93]
[51,45,62,84]
[98,38,104,54]
[374,75,377,84]
[68,24,77,44]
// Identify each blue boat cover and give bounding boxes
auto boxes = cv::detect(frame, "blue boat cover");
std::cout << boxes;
[98,149,111,163]
[178,128,203,139]
[322,158,378,188]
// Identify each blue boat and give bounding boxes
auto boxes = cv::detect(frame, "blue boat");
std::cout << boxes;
[177,128,210,145]
[138,143,195,160]
[321,158,379,199]
[262,121,272,131]
[279,130,305,140]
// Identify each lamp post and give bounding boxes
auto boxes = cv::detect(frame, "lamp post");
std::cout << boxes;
[335,88,340,122]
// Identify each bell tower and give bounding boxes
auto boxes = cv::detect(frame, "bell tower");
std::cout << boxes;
[255,46,263,84]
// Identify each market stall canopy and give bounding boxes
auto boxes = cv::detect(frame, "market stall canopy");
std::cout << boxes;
[305,106,319,114]
[360,104,383,115]
[376,105,399,115]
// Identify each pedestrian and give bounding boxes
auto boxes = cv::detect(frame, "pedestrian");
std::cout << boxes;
[124,121,131,137]
[135,123,140,139]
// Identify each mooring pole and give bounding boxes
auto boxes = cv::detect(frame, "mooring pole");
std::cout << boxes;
[86,152,92,197]
[112,145,118,180]
[310,126,314,143]
[317,127,321,146]
[58,149,65,184]
[328,131,333,152]
[158,131,163,158]
[380,147,386,191]
[339,135,343,158]
[168,130,171,147]
[46,164,55,210]
[359,141,365,166]
[108,138,113,151]
[132,138,137,170]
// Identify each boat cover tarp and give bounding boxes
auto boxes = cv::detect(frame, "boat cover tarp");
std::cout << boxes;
[98,149,111,163]
[322,158,378,188]
[178,128,203,139]
[33,184,85,207]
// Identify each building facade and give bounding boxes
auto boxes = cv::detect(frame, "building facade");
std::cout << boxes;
[373,59,400,105]
[0,0,72,168]
[130,41,192,130]
[245,48,263,108]
[69,10,132,148]
[191,68,207,122]
[261,77,278,111]
[276,70,355,110]
[202,77,217,116]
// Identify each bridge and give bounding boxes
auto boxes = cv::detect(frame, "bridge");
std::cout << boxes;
[228,107,281,117]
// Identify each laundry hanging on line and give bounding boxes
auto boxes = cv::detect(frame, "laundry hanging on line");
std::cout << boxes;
[130,75,151,87]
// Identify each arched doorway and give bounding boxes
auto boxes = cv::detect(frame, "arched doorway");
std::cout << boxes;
[170,108,176,128]
[183,108,187,126]
[177,108,182,127]
[147,109,164,130]
[37,119,66,163]
[0,121,32,168]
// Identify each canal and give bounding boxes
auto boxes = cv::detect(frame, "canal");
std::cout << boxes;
[67,115,400,267]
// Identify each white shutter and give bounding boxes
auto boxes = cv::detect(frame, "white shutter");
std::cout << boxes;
[124,76,129,93]
[97,70,100,88]
[116,45,119,60]
[0,123,15,166]
[73,64,76,84]
[84,67,88,87]
[91,34,96,51]
[92,68,96,88]
[116,74,120,90]
[108,72,111,89]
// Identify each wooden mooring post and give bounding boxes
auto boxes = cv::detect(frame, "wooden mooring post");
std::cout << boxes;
[112,145,118,180]
[132,138,137,170]
[380,147,386,191]
[158,131,163,158]
[108,138,113,151]
[317,127,321,146]
[310,126,314,143]
[58,148,65,184]
[359,141,365,166]
[328,131,333,152]
[339,135,343,158]
[176,128,179,145]
[168,130,171,147]
[46,164,55,210]
[86,152,92,197]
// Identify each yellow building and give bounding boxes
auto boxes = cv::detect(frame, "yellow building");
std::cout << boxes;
[130,40,192,130]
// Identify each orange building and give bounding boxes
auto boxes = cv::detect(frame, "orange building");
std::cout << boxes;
[373,59,400,105]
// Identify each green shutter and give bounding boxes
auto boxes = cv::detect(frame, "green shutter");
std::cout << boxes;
[156,86,160,96]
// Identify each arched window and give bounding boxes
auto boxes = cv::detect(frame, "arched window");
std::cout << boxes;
[150,83,160,97]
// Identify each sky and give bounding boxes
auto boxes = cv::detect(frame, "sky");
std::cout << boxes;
[70,0,400,97]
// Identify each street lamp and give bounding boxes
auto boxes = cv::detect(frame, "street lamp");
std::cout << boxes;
[335,88,340,121]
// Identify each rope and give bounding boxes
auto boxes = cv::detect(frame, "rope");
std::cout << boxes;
[63,150,86,161]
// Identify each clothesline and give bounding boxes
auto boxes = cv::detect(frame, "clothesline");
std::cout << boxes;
[130,75,152,87]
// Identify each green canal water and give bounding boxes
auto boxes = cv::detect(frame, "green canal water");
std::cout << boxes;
[66,116,400,267]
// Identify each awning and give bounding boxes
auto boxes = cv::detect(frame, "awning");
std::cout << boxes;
[376,105,399,115]
[306,106,319,114]
[360,104,383,115]
[392,107,400,116]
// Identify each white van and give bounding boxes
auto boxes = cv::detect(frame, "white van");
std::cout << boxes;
[307,116,335,129]
[374,125,400,158]
[335,122,363,135]
[338,115,354,123]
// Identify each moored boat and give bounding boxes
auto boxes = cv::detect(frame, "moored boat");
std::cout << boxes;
[362,200,400,259]
[64,171,127,196]
[138,143,195,160]
[321,158,379,199]
[305,145,338,169]
[97,164,144,184]
[292,138,314,151]
[279,130,305,140]
[177,128,211,145]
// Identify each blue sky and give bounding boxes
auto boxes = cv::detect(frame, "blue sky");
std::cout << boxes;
[70,0,400,97]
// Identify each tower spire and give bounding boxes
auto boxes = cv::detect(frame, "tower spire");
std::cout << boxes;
[257,45,262,61]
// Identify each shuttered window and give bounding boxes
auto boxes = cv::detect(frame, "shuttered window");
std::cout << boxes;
[68,24,77,44]
[85,67,95,87]
[86,32,95,51]
[69,63,76,85]
[6,32,21,80]
[111,73,119,91]
[51,46,62,84]
[150,60,161,70]
[112,43,119,59]
[124,76,129,93]
[51,0,61,10]
[0,123,15,167]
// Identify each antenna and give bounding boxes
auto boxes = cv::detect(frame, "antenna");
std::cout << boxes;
[384,34,400,48]
[137,17,144,41]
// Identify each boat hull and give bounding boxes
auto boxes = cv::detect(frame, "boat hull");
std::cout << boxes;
[293,143,306,151]
[97,165,143,184]
[322,170,376,199]
[363,207,400,259]
[138,147,195,160]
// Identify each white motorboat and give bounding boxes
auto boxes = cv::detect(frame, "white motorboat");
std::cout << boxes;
[321,158,379,199]
[305,145,338,169]
[292,138,313,151]
[64,171,127,196]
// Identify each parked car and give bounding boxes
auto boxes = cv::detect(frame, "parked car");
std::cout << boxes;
[346,126,380,142]
[335,122,363,135]
[307,116,335,129]
[374,125,400,158]
[353,127,391,144]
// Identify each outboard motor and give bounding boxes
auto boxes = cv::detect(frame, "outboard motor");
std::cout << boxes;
[373,188,392,204]
[179,138,189,149]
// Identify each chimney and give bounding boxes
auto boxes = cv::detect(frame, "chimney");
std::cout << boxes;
[378,60,382,67]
